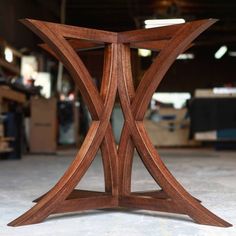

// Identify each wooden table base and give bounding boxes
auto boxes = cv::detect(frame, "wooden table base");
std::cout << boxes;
[8,18,232,227]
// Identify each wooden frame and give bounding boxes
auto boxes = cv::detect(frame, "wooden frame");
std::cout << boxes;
[8,18,232,227]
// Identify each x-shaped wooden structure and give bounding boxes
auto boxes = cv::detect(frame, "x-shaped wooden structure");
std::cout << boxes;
[8,18,232,227]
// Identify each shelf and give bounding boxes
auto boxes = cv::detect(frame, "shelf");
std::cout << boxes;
[0,137,15,141]
[0,148,13,153]
[0,86,26,103]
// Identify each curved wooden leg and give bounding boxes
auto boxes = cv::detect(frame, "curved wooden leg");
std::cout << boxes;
[117,42,231,227]
[32,123,118,203]
[118,124,134,196]
[101,124,119,196]
[8,121,111,226]
[133,123,231,227]
[8,36,118,226]
[100,45,119,196]
[32,44,119,205]
[117,42,136,196]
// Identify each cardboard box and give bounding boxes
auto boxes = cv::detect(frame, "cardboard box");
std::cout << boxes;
[0,140,9,150]
[144,108,199,147]
[29,97,57,153]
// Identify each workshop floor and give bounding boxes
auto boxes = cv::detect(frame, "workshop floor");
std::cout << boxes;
[0,148,236,236]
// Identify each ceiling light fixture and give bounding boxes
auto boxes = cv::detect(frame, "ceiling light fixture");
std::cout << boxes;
[4,47,13,63]
[138,48,152,57]
[144,18,185,28]
[177,53,194,60]
[214,45,228,59]
[213,87,236,94]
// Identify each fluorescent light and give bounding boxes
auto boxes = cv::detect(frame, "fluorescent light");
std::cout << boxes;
[4,47,13,63]
[21,56,38,80]
[214,45,227,59]
[152,92,191,109]
[229,51,236,57]
[144,18,185,28]
[213,87,236,94]
[177,53,194,60]
[138,48,151,57]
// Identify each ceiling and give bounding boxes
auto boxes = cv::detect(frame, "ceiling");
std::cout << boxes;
[1,0,236,50]
[0,0,236,91]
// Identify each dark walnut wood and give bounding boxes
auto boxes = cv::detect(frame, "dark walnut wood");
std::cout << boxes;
[8,18,232,227]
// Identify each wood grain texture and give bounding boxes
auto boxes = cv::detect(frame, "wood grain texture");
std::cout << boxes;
[8,18,232,228]
[21,19,117,43]
[131,190,201,202]
[8,20,118,227]
[130,40,168,51]
[40,39,104,53]
[120,195,185,214]
[34,190,111,203]
[53,196,116,214]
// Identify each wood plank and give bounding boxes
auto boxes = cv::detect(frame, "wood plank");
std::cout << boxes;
[131,40,168,51]
[131,41,193,52]
[66,190,109,199]
[0,86,26,103]
[21,19,118,43]
[33,189,108,202]
[67,39,104,51]
[53,196,116,214]
[132,190,201,202]
[118,23,185,43]
[132,190,169,199]
[40,39,104,53]
[120,195,185,214]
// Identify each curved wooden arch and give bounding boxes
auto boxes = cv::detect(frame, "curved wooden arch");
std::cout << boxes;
[8,19,232,227]
[8,21,119,226]
[132,19,216,120]
[117,44,230,226]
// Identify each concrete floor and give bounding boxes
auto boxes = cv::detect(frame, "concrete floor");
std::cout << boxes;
[0,148,236,236]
